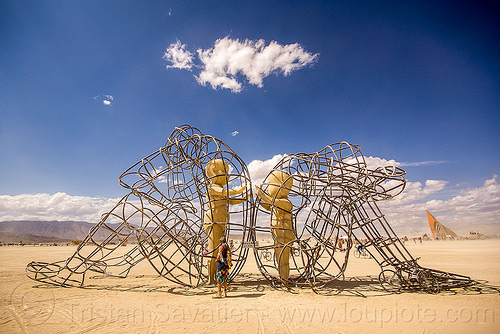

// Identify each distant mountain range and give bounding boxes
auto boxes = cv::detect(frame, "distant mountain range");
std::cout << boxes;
[0,220,118,243]
[0,220,272,244]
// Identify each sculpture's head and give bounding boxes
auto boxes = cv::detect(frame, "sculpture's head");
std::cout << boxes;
[205,159,230,185]
[364,165,406,200]
[267,170,293,199]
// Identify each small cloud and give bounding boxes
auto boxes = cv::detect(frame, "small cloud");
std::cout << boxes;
[163,40,194,70]
[164,37,319,92]
[230,131,239,137]
[400,160,448,167]
[168,8,172,16]
[93,94,114,106]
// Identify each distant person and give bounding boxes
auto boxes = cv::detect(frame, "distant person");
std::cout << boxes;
[214,236,232,298]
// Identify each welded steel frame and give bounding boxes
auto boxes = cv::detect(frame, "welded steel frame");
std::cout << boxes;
[26,125,254,287]
[253,143,473,292]
[26,125,474,293]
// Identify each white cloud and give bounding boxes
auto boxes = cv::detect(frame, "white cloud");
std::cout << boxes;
[164,37,319,92]
[247,154,286,187]
[389,179,449,204]
[163,40,194,70]
[93,94,113,106]
[0,193,119,222]
[363,156,400,169]
[400,160,448,167]
[230,131,239,137]
[379,175,500,236]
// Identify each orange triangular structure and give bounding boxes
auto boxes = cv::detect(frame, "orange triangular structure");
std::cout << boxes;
[426,210,436,235]
[426,210,458,239]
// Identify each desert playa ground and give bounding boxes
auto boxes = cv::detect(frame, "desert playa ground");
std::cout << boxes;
[1,239,499,334]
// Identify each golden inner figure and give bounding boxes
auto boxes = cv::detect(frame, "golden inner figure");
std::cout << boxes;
[203,159,248,284]
[256,171,294,280]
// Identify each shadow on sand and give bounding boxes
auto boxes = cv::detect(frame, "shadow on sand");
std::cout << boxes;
[29,273,500,299]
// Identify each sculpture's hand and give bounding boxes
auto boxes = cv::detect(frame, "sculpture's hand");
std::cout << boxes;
[255,185,268,200]
[235,185,247,194]
[226,185,247,197]
[255,185,262,194]
[255,185,272,211]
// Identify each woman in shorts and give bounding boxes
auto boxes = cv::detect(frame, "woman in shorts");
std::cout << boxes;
[214,236,231,298]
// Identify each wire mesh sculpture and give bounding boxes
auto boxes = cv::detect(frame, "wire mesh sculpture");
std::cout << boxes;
[26,125,474,293]
[253,143,473,292]
[26,125,253,287]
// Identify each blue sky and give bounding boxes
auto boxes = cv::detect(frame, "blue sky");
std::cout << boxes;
[1,1,499,235]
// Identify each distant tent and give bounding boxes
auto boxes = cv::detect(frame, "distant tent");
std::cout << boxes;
[426,210,458,239]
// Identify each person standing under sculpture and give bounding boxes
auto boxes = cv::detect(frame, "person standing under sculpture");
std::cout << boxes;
[256,171,295,280]
[214,236,232,298]
[204,159,248,284]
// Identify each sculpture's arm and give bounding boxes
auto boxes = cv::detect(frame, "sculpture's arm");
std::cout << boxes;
[255,186,292,212]
[230,185,247,196]
[228,196,249,205]
[209,184,249,205]
[209,185,247,197]
[255,186,272,211]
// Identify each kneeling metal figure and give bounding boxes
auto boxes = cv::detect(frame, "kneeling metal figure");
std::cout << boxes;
[26,125,253,287]
[253,143,473,292]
